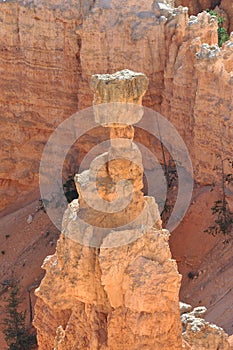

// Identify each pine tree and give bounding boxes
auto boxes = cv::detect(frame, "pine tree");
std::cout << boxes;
[3,280,36,350]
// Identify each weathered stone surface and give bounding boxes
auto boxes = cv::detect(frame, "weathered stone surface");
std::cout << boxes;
[175,0,233,32]
[180,301,193,315]
[90,70,149,105]
[73,70,162,233]
[182,309,231,350]
[34,227,183,350]
[161,9,233,186]
[221,0,233,31]
[0,1,85,213]
[90,70,148,127]
[1,0,232,214]
[77,0,184,111]
[1,0,233,347]
[34,70,183,349]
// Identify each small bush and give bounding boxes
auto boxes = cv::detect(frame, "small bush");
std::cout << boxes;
[3,279,37,349]
[207,10,229,46]
[204,157,233,240]
[204,199,233,237]
[218,27,230,47]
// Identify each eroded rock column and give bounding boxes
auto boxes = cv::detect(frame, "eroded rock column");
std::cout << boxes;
[34,70,182,350]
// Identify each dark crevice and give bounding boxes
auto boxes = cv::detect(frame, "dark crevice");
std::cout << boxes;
[212,0,222,8]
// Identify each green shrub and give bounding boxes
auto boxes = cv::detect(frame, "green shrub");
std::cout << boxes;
[207,10,229,47]
[3,280,37,349]
[204,199,233,237]
[218,27,230,47]
[204,157,233,241]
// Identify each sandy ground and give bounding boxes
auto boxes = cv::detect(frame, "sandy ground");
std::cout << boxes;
[0,199,59,348]
[170,185,233,335]
[0,184,232,348]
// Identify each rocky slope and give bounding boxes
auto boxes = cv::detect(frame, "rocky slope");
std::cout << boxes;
[0,199,60,348]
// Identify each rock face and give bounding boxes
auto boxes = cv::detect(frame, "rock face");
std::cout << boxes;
[1,0,233,213]
[1,0,233,342]
[0,1,84,214]
[33,70,183,350]
[181,304,230,350]
[174,1,219,14]
[221,0,233,31]
[77,0,233,188]
[175,0,233,31]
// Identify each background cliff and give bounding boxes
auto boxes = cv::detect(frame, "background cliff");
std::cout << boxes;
[0,0,233,348]
[1,0,233,214]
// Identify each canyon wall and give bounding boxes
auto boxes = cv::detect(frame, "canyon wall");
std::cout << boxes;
[0,1,85,214]
[78,0,233,187]
[1,0,233,214]
[1,0,233,344]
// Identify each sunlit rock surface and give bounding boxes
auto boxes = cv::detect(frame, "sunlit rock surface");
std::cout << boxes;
[33,70,183,350]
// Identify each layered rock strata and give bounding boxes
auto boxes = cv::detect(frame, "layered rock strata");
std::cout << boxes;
[1,0,233,341]
[1,0,233,212]
[34,70,183,350]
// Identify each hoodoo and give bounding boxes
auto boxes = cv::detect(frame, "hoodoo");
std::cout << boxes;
[33,70,183,350]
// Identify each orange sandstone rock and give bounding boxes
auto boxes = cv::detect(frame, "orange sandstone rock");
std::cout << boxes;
[1,0,231,214]
[33,70,183,350]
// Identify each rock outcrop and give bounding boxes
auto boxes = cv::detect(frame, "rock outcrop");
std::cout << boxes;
[181,304,230,350]
[34,70,183,350]
[175,0,233,32]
